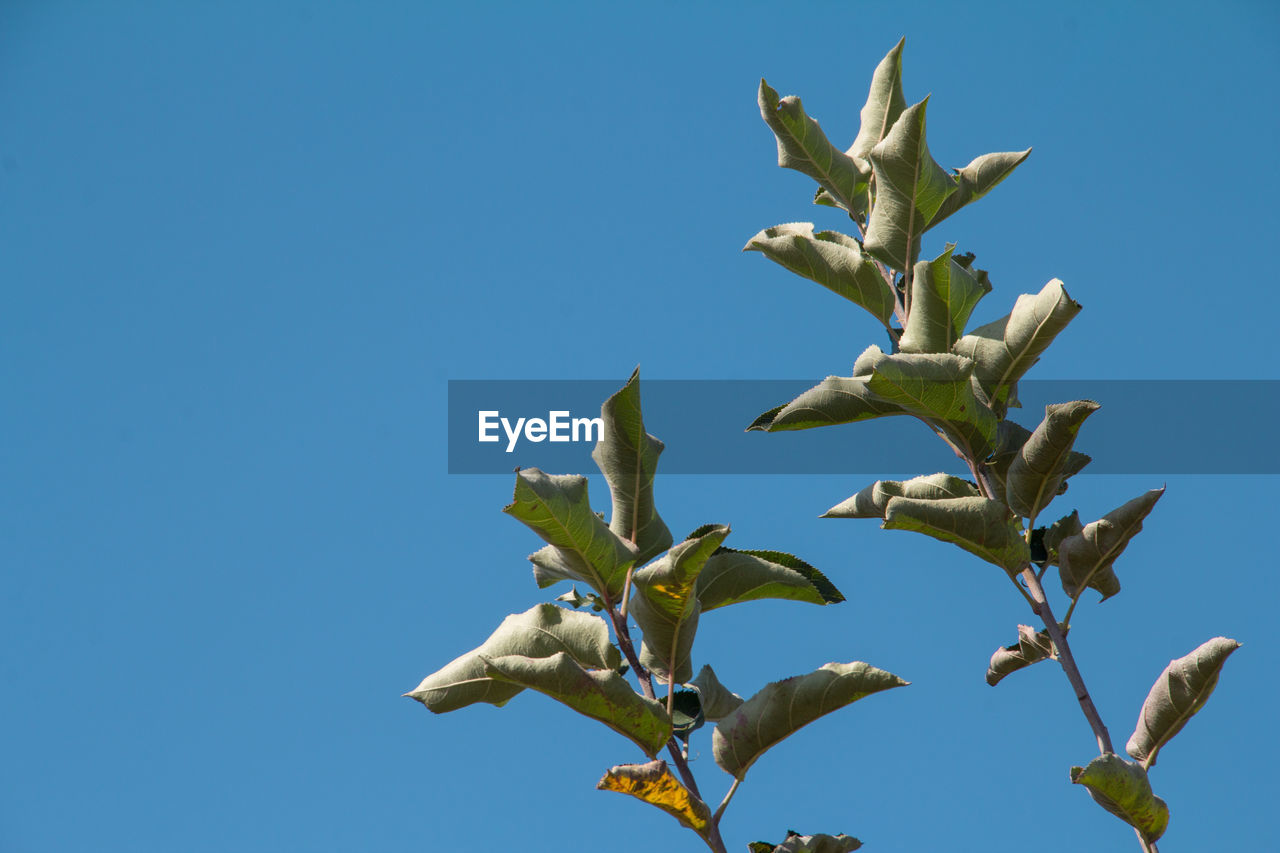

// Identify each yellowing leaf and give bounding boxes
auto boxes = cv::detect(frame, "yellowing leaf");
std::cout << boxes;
[597,759,711,833]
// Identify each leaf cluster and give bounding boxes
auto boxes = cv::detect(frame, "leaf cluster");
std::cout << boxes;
[408,370,906,851]
[747,39,1240,851]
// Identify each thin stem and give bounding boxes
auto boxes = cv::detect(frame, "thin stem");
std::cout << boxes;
[1022,567,1113,754]
[618,565,637,619]
[1136,829,1159,853]
[969,461,1113,755]
[713,778,742,825]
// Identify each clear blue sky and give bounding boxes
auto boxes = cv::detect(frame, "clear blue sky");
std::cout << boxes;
[3,2,1277,851]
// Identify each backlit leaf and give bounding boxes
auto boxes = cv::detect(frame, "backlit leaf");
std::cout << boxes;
[483,652,672,757]
[849,38,907,171]
[926,149,1032,230]
[953,279,1081,414]
[592,369,673,564]
[899,244,992,354]
[823,473,979,520]
[744,223,895,326]
[759,79,868,213]
[630,525,729,683]
[507,468,637,598]
[866,353,999,458]
[1069,754,1168,843]
[597,759,711,833]
[747,375,908,432]
[695,546,843,611]
[1058,488,1165,601]
[713,662,907,779]
[406,604,621,713]
[1126,637,1241,768]
[1006,400,1099,522]
[883,495,1029,576]
[863,99,958,272]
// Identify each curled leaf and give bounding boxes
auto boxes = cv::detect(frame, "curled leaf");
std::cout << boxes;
[883,495,1029,576]
[1005,400,1099,522]
[483,652,672,757]
[1069,754,1168,843]
[759,79,868,213]
[823,473,979,520]
[713,662,907,780]
[406,604,620,713]
[1126,636,1241,768]
[1058,488,1165,601]
[688,664,744,722]
[986,624,1062,686]
[597,759,711,833]
[752,831,863,853]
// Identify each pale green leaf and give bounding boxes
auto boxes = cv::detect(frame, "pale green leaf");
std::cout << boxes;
[505,468,637,598]
[985,421,1089,506]
[712,662,907,779]
[1041,510,1084,565]
[695,545,843,611]
[592,369,673,564]
[986,624,1059,686]
[689,664,744,722]
[406,604,621,713]
[883,495,1029,576]
[953,279,1081,413]
[483,652,672,757]
[747,375,908,432]
[1006,400,1100,522]
[744,223,896,326]
[597,759,711,834]
[1126,636,1241,768]
[759,79,868,213]
[849,38,907,171]
[899,244,992,354]
[1058,488,1165,601]
[863,98,958,272]
[823,473,979,520]
[1069,754,1168,844]
[926,149,1032,230]
[866,352,998,458]
[630,525,729,683]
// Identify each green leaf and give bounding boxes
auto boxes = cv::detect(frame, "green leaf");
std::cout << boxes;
[744,223,896,326]
[592,369,673,565]
[986,421,1091,506]
[505,468,637,598]
[695,546,844,611]
[849,38,907,171]
[1069,754,1169,844]
[883,496,1029,576]
[863,98,958,272]
[406,604,621,713]
[986,624,1060,686]
[866,352,999,458]
[926,149,1032,230]
[630,525,730,683]
[1058,488,1165,601]
[752,832,863,853]
[759,79,868,213]
[483,652,672,757]
[747,375,908,432]
[898,245,992,354]
[1126,636,1241,768]
[597,759,712,834]
[823,473,979,520]
[953,279,1082,413]
[689,664,744,722]
[712,662,907,780]
[1005,400,1100,522]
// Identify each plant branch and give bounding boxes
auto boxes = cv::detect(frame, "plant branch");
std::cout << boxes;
[1021,567,1113,754]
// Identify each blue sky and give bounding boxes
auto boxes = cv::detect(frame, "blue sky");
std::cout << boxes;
[3,2,1277,851]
